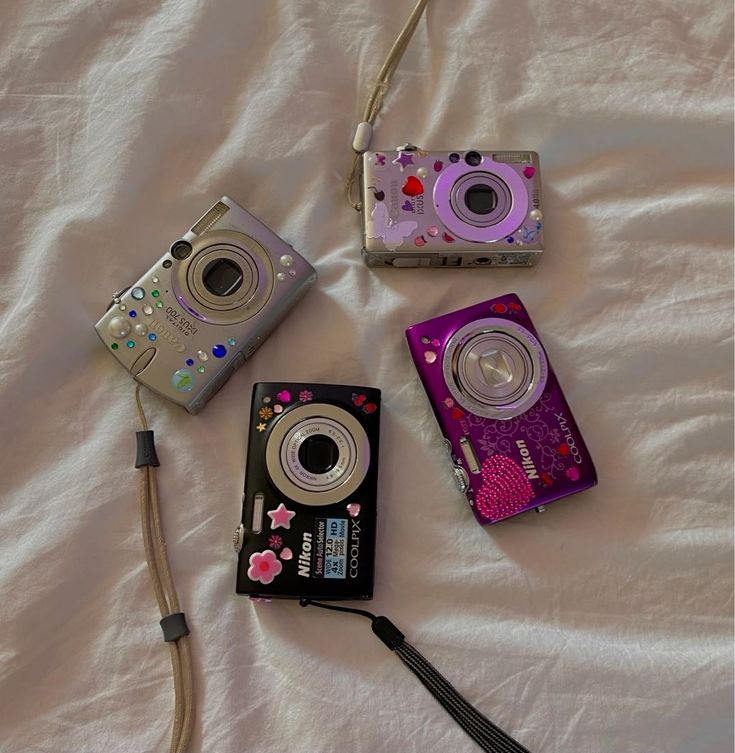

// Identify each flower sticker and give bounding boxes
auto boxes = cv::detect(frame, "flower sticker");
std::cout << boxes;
[247,550,282,585]
[259,406,273,421]
[268,534,283,550]
[299,390,313,403]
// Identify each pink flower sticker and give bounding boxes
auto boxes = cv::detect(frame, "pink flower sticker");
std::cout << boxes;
[247,550,282,585]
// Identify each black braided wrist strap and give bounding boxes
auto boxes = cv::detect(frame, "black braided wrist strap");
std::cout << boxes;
[300,600,532,753]
[395,641,530,753]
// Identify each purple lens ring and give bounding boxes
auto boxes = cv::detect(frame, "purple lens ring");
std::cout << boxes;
[434,155,529,242]
[451,172,512,228]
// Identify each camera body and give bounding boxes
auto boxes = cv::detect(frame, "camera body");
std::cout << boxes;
[94,197,316,413]
[406,294,596,525]
[360,146,544,268]
[235,383,381,600]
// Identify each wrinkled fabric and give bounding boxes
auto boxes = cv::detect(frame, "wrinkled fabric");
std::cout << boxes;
[0,1,732,752]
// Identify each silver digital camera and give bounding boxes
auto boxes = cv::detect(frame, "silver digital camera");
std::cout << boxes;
[360,146,544,268]
[95,197,316,413]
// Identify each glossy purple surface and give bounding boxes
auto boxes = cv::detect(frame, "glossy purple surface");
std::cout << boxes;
[406,293,597,525]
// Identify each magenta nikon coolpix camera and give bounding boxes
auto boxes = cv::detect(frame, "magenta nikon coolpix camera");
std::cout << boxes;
[406,294,596,525]
[360,146,543,268]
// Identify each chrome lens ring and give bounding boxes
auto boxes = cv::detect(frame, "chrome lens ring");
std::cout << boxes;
[266,403,370,507]
[173,230,275,325]
[443,318,548,419]
[450,171,513,228]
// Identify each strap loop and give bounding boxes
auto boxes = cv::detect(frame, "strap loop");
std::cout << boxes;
[302,599,532,753]
[346,0,430,210]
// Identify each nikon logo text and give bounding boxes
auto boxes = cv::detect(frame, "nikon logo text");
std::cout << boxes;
[148,320,186,353]
[516,439,539,480]
[298,532,312,577]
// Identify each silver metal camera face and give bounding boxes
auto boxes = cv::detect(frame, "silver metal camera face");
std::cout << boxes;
[265,403,370,506]
[94,197,316,413]
[443,318,549,419]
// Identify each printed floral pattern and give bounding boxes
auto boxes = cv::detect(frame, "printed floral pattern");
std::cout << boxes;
[467,392,565,481]
[247,550,282,585]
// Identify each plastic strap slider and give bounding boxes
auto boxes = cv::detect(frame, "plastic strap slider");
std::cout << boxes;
[160,612,189,642]
[135,430,160,468]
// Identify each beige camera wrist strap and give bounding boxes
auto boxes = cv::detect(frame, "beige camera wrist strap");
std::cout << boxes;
[346,0,430,210]
[134,386,194,753]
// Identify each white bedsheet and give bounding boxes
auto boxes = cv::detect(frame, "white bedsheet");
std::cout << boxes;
[1,1,732,752]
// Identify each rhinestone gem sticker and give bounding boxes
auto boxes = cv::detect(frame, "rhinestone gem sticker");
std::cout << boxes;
[475,455,534,521]
[171,369,194,392]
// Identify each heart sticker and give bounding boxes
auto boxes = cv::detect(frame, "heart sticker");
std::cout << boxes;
[558,444,570,457]
[433,160,443,172]
[451,407,464,420]
[347,503,361,518]
[414,235,426,247]
[276,390,291,403]
[442,232,455,243]
[491,303,508,314]
[475,455,534,521]
[508,302,522,312]
[523,166,536,179]
[566,467,580,481]
[402,176,424,197]
[427,226,439,237]
[401,200,414,212]
[352,393,366,407]
[443,398,455,408]
[363,403,377,414]
[280,547,293,561]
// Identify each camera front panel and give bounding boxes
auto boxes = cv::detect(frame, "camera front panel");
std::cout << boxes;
[236,383,380,600]
[406,294,596,525]
[361,149,544,268]
[94,197,316,413]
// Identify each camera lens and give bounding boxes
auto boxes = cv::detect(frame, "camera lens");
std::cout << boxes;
[443,319,548,419]
[202,258,244,297]
[298,435,339,474]
[465,151,482,166]
[464,184,498,215]
[171,240,192,260]
[266,404,371,507]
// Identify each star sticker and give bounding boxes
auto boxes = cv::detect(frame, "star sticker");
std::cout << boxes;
[256,422,266,433]
[267,503,295,530]
[393,152,414,171]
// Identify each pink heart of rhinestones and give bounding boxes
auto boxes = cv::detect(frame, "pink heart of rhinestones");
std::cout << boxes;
[346,503,361,518]
[523,166,536,179]
[276,390,291,403]
[475,455,534,522]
